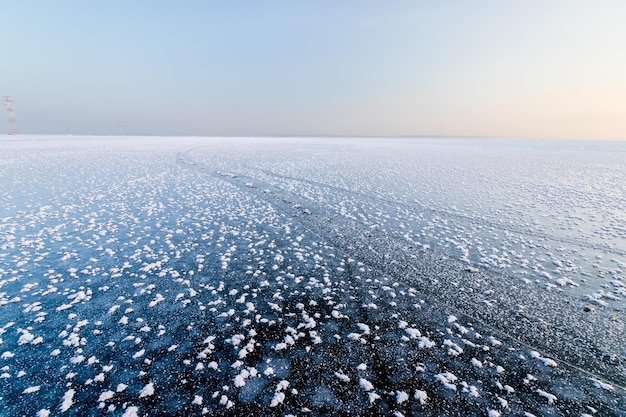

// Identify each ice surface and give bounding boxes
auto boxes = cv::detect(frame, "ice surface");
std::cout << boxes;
[0,135,624,416]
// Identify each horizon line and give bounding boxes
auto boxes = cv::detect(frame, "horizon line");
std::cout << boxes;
[2,133,626,142]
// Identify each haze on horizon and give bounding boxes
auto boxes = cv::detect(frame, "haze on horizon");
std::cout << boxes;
[1,1,625,140]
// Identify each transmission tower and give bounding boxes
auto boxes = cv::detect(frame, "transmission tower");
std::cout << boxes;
[2,96,20,135]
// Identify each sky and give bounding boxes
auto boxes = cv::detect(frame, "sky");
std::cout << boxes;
[1,1,626,139]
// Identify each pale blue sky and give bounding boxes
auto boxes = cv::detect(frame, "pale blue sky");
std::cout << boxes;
[1,1,625,139]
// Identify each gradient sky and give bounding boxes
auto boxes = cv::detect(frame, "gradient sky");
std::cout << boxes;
[1,1,626,139]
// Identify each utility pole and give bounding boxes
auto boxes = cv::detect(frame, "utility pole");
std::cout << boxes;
[2,96,21,135]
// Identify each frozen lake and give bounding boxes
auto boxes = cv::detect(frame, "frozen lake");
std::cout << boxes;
[0,136,624,416]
